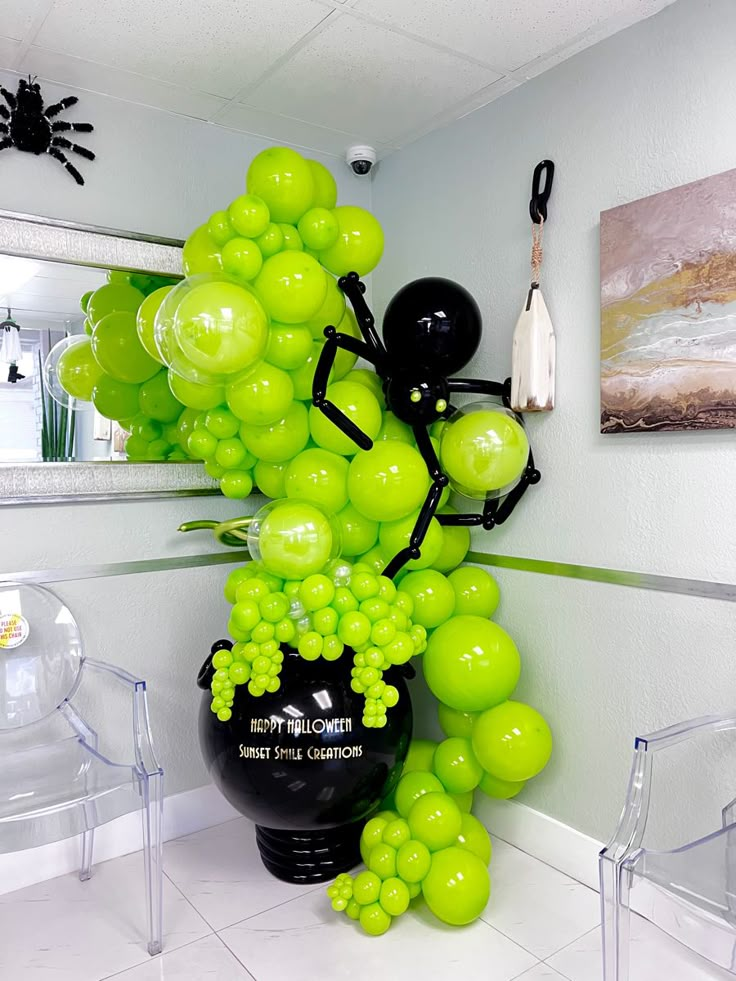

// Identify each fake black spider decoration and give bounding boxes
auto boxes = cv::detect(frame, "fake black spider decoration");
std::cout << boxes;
[312,272,541,578]
[0,76,94,185]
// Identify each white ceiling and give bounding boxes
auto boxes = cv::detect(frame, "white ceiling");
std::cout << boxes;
[2,260,103,327]
[0,0,676,158]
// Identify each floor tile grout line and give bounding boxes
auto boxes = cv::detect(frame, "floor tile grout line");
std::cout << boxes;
[212,881,326,933]
[488,831,599,894]
[543,924,601,966]
[96,932,219,981]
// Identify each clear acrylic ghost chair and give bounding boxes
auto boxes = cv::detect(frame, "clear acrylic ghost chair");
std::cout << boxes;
[600,712,736,979]
[0,581,164,956]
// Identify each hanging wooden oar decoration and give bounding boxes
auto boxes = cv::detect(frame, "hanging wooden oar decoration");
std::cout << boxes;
[511,159,556,412]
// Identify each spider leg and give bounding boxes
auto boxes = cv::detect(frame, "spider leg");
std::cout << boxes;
[44,95,78,118]
[312,326,377,450]
[47,145,84,185]
[447,376,510,405]
[51,135,95,160]
[0,106,8,121]
[338,271,388,369]
[382,425,449,579]
[51,120,93,133]
[0,87,16,110]
[0,138,13,151]
[0,123,8,134]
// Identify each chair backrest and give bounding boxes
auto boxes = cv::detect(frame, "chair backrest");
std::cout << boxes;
[0,582,83,730]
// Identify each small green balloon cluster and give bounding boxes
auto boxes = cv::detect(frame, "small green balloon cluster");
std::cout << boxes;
[222,557,425,727]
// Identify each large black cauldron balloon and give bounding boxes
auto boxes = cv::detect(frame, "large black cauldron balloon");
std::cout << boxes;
[198,642,412,883]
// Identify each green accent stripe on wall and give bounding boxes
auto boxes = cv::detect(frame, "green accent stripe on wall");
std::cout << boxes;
[3,551,251,585]
[467,552,736,603]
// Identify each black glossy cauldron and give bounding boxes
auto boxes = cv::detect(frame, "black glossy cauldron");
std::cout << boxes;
[198,642,413,883]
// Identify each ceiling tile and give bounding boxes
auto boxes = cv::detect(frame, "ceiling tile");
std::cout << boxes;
[247,14,500,144]
[0,36,20,66]
[20,46,228,119]
[33,0,333,98]
[351,0,675,71]
[216,102,366,157]
[0,0,49,42]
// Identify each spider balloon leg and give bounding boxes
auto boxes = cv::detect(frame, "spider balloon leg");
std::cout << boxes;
[47,146,84,185]
[338,271,388,367]
[0,138,12,152]
[382,425,449,579]
[447,376,510,404]
[51,135,95,160]
[51,120,94,134]
[44,96,78,118]
[312,325,378,451]
[0,86,16,110]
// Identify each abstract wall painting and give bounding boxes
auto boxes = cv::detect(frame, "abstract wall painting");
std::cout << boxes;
[600,167,736,433]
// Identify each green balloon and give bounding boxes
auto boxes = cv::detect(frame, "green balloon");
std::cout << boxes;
[421,846,490,925]
[227,194,270,238]
[407,792,462,852]
[367,842,397,879]
[182,224,223,277]
[205,406,239,439]
[432,737,483,794]
[265,322,313,370]
[423,615,521,713]
[246,147,315,224]
[56,337,102,401]
[348,442,429,523]
[92,374,141,420]
[240,401,309,463]
[451,790,474,813]
[349,368,386,408]
[188,428,217,460]
[288,340,325,399]
[438,704,479,741]
[378,511,443,571]
[130,414,162,440]
[395,770,444,819]
[456,813,492,865]
[403,739,438,774]
[440,409,528,497]
[379,876,410,917]
[254,252,327,324]
[331,309,362,380]
[254,222,285,258]
[359,902,391,936]
[136,285,173,364]
[397,570,455,629]
[351,869,381,906]
[448,566,500,618]
[92,311,160,383]
[284,447,348,513]
[168,370,225,410]
[431,507,470,573]
[175,406,200,447]
[307,159,337,210]
[220,470,254,500]
[222,237,263,282]
[396,839,431,883]
[174,280,269,377]
[377,412,413,443]
[124,433,148,459]
[336,503,378,557]
[138,370,183,422]
[304,275,346,341]
[226,362,294,425]
[309,380,382,456]
[206,210,234,247]
[472,701,552,782]
[253,460,288,498]
[80,289,93,314]
[478,770,527,800]
[319,206,384,277]
[298,207,339,251]
[278,223,303,252]
[87,283,145,325]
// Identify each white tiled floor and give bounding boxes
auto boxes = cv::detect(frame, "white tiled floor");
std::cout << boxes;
[0,817,729,980]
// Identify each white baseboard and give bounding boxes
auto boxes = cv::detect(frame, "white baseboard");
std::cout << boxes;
[474,795,604,892]
[0,783,240,896]
[0,783,603,898]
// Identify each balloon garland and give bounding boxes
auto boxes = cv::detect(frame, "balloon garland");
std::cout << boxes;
[46,144,553,936]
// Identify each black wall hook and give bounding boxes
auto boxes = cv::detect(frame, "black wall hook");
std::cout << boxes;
[529,159,555,224]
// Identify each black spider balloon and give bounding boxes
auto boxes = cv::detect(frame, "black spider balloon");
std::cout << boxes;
[312,272,541,578]
[0,77,94,185]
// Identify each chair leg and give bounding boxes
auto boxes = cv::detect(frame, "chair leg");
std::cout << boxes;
[600,854,631,981]
[79,829,95,881]
[142,770,164,956]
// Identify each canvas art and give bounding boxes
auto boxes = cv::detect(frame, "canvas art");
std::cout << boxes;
[600,167,736,433]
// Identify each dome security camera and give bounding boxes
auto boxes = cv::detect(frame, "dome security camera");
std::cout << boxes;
[346,145,377,176]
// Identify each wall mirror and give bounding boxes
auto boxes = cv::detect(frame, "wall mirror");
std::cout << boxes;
[0,211,216,503]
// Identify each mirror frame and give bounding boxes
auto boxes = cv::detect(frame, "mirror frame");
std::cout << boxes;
[0,210,218,505]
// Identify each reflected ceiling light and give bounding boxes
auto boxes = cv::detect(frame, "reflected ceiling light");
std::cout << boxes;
[0,256,40,300]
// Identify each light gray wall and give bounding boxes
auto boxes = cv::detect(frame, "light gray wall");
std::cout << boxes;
[0,74,370,798]
[373,0,736,845]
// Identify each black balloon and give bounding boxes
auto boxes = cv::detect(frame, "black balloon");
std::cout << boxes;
[382,277,482,376]
[199,645,412,832]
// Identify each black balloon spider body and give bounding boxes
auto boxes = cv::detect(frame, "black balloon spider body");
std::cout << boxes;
[312,272,541,578]
[0,77,94,185]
